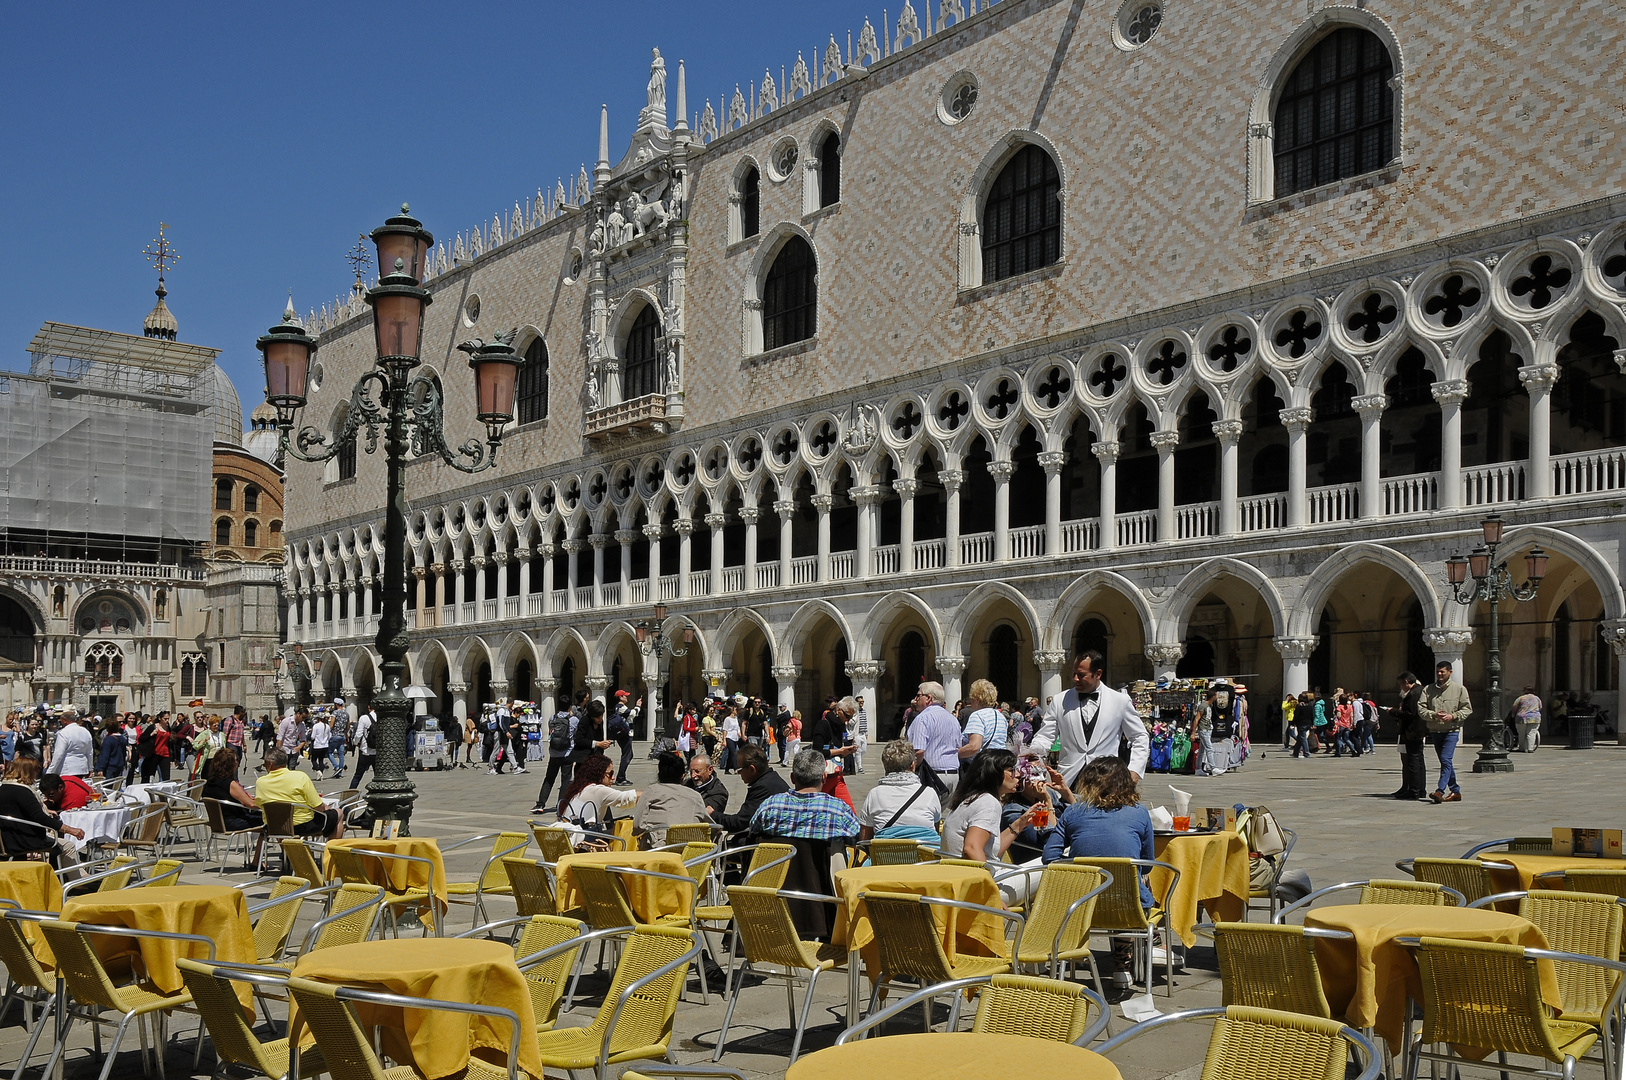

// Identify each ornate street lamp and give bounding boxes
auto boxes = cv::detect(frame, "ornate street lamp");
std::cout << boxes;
[634,604,695,738]
[258,205,517,834]
[1444,513,1546,774]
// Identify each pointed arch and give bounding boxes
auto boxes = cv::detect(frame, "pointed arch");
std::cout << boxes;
[1487,526,1623,624]
[1047,570,1157,653]
[712,607,779,668]
[857,591,946,659]
[1161,558,1288,644]
[453,636,494,682]
[946,580,1043,656]
[592,620,642,674]
[780,599,854,662]
[1293,542,1440,637]
[540,625,591,677]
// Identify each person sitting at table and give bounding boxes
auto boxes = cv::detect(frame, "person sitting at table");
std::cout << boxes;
[1042,757,1155,988]
[750,748,861,940]
[942,749,1041,865]
[39,772,95,812]
[685,753,730,817]
[1002,757,1075,863]
[856,738,943,847]
[630,751,710,848]
[255,748,341,839]
[202,748,263,831]
[558,752,637,839]
[714,743,788,843]
[0,756,85,863]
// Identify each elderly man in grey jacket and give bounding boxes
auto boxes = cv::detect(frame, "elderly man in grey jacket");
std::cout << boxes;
[1420,660,1472,803]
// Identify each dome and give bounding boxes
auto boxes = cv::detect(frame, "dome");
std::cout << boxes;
[143,283,178,342]
[207,363,244,446]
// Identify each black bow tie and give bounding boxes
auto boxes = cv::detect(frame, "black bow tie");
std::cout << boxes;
[1079,691,1099,702]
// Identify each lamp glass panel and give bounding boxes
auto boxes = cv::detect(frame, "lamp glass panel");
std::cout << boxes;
[264,341,309,400]
[373,293,424,359]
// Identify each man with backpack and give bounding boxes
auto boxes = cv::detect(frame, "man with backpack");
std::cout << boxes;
[531,704,578,813]
[609,691,637,785]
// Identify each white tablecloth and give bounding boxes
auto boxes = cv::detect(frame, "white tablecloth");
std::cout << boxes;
[119,782,181,805]
[60,806,132,845]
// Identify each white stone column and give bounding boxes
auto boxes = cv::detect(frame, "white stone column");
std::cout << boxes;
[412,569,426,616]
[1282,407,1313,528]
[1033,650,1068,710]
[1151,431,1179,542]
[988,460,1014,561]
[894,478,918,572]
[1519,363,1559,500]
[812,493,833,581]
[643,524,662,602]
[941,469,965,568]
[538,543,555,615]
[1038,451,1065,556]
[589,533,608,608]
[1423,628,1474,687]
[470,555,487,612]
[843,659,884,726]
[562,539,582,612]
[772,664,801,719]
[448,681,469,721]
[705,512,726,596]
[452,559,467,610]
[536,677,558,723]
[492,552,508,613]
[1274,636,1317,698]
[936,655,966,710]
[584,675,609,707]
[1212,419,1244,535]
[739,508,760,590]
[853,486,881,579]
[616,530,636,603]
[1352,395,1387,520]
[775,499,795,588]
[675,518,695,599]
[1433,380,1469,511]
[1146,642,1185,683]
[1601,622,1626,745]
[1093,441,1120,551]
[432,563,447,612]
[362,577,375,621]
[516,547,531,602]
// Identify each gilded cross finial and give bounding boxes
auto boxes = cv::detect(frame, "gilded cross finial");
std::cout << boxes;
[346,233,372,294]
[143,222,179,284]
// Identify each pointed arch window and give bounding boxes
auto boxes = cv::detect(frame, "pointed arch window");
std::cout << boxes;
[739,166,760,239]
[622,305,661,401]
[517,337,549,424]
[763,236,817,350]
[1273,27,1395,198]
[981,144,1061,283]
[819,132,841,208]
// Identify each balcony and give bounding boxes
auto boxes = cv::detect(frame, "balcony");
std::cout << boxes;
[1552,447,1625,495]
[0,555,206,583]
[1009,523,1046,559]
[583,393,666,439]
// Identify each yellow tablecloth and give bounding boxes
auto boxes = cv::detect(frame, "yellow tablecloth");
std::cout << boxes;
[1480,852,1626,893]
[0,861,62,948]
[554,850,692,922]
[1153,831,1250,947]
[786,1031,1122,1080]
[49,884,255,1004]
[324,837,448,902]
[293,938,541,1080]
[1305,903,1558,1051]
[832,864,1008,968]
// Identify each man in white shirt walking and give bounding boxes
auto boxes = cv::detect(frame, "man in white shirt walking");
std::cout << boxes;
[1031,651,1149,784]
[47,711,94,778]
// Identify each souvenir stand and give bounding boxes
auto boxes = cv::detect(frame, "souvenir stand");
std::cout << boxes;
[1131,677,1252,774]
[511,700,544,763]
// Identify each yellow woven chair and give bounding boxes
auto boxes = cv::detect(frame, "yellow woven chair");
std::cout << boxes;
[859,890,1020,1030]
[177,959,325,1079]
[613,817,637,851]
[95,854,139,892]
[326,845,442,937]
[1012,862,1111,991]
[247,876,316,964]
[1209,921,1346,1018]
[713,885,849,1063]
[36,918,207,1080]
[285,974,524,1080]
[532,824,576,864]
[694,843,795,981]
[1471,889,1626,1039]
[607,852,716,1001]
[663,823,715,848]
[143,858,184,887]
[863,839,925,866]
[573,863,640,930]
[835,972,1110,1045]
[1561,868,1626,901]
[1404,936,1616,1080]
[1097,1004,1380,1080]
[442,830,530,927]
[1461,836,1556,858]
[300,882,384,953]
[1071,856,1181,997]
[512,914,588,1032]
[1273,877,1462,923]
[503,856,558,916]
[0,910,62,1079]
[1396,857,1503,905]
[280,837,327,890]
[533,923,700,1080]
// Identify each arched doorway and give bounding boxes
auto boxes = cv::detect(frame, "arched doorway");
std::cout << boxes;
[987,624,1020,705]
[513,659,533,705]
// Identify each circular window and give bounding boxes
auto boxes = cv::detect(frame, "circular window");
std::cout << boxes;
[1113,0,1164,49]
[937,72,980,126]
[79,617,94,633]
[462,294,481,327]
[565,250,583,283]
[308,362,324,393]
[769,139,799,182]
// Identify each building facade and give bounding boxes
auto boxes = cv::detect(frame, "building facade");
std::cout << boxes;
[0,291,285,716]
[281,0,1626,741]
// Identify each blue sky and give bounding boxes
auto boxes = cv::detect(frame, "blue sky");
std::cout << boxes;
[0,1,892,416]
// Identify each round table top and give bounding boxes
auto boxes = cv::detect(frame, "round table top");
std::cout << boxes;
[63,883,239,915]
[836,863,993,888]
[292,936,512,978]
[1305,903,1533,935]
[786,1032,1121,1080]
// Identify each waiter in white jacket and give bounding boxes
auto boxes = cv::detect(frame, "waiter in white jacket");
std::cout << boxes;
[1031,651,1149,784]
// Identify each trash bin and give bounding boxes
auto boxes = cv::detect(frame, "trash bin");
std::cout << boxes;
[1569,710,1596,750]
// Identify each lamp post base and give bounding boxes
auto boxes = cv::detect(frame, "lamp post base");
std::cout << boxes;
[1471,748,1516,773]
[365,681,418,834]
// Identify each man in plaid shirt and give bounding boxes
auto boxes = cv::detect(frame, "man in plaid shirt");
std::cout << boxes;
[221,707,248,774]
[749,748,860,841]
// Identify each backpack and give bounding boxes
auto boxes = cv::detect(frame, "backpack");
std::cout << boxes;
[547,712,572,754]
[607,711,629,740]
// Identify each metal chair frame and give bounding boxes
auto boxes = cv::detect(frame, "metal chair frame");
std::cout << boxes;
[439,831,533,928]
[199,798,262,872]
[1246,826,1299,922]
[835,972,1110,1046]
[861,893,1025,1030]
[1097,1005,1380,1080]
[1070,856,1182,997]
[1274,879,1467,922]
[335,846,443,937]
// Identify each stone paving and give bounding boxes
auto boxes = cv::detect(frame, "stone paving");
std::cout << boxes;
[6,738,1620,1080]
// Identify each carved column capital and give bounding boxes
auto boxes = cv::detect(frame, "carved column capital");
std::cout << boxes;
[1210,419,1245,443]
[703,512,727,529]
[935,655,967,677]
[1423,628,1475,655]
[809,493,834,512]
[615,529,640,545]
[770,664,802,680]
[1273,636,1319,660]
[489,681,511,698]
[1037,451,1066,474]
[1149,430,1180,452]
[986,461,1016,480]
[491,551,509,566]
[535,677,558,695]
[1517,364,1560,391]
[850,485,886,506]
[513,545,531,561]
[643,524,664,540]
[1090,440,1122,464]
[773,499,797,519]
[843,659,885,680]
[938,469,966,492]
[589,533,611,550]
[410,567,426,580]
[1431,379,1470,406]
[1145,642,1186,666]
[892,478,919,498]
[1279,407,1314,431]
[1351,394,1389,415]
[560,539,585,554]
[1599,620,1626,656]
[673,518,696,536]
[469,555,487,569]
[536,542,556,558]
[737,507,761,525]
[445,682,470,694]
[583,675,610,692]
[1032,649,1069,669]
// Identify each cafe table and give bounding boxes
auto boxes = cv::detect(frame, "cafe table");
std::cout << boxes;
[1152,830,1250,946]
[47,884,256,1003]
[60,804,132,846]
[324,836,448,924]
[1304,902,1558,1050]
[0,862,62,945]
[553,849,692,922]
[291,937,542,1080]
[786,1031,1122,1080]
[1478,851,1626,893]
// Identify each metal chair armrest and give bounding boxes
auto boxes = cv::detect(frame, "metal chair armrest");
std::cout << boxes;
[456,915,535,939]
[1466,890,1529,909]
[1460,838,1517,859]
[742,850,797,884]
[248,883,338,917]
[1273,881,1374,923]
[440,832,501,853]
[517,926,630,969]
[1074,983,1111,1046]
[63,857,162,891]
[194,960,295,986]
[144,864,183,887]
[335,985,522,1080]
[916,895,1025,936]
[299,889,384,953]
[775,889,843,905]
[1047,870,1114,964]
[835,975,994,1043]
[70,922,217,959]
[1095,1005,1378,1080]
